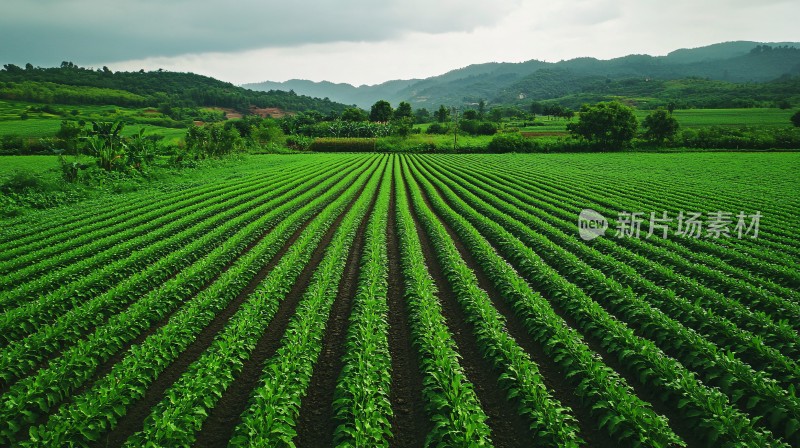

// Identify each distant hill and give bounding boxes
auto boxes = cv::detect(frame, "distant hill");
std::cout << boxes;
[244,41,800,109]
[0,62,352,114]
[246,78,419,111]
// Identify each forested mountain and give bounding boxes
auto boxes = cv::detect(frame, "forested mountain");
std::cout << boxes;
[244,41,800,109]
[0,62,352,114]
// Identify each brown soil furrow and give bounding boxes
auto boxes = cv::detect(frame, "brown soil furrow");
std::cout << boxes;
[292,164,382,447]
[415,159,702,447]
[19,200,299,443]
[386,169,430,448]
[412,162,615,447]
[91,200,320,448]
[6,171,339,396]
[402,172,533,448]
[192,170,373,448]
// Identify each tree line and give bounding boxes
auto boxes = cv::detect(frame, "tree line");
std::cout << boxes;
[0,63,351,114]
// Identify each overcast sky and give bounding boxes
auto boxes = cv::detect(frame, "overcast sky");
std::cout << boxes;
[1,0,798,86]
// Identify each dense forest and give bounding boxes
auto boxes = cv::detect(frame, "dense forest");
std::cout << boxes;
[0,62,352,114]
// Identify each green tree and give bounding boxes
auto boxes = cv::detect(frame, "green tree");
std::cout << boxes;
[460,119,497,136]
[791,110,800,127]
[487,132,534,153]
[341,107,367,122]
[462,109,478,120]
[642,109,680,145]
[393,117,414,137]
[478,100,486,120]
[394,101,413,120]
[55,120,82,155]
[184,123,242,158]
[414,108,431,123]
[567,101,638,149]
[369,100,393,122]
[434,105,450,123]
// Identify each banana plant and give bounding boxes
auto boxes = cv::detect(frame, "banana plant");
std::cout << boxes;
[83,121,125,171]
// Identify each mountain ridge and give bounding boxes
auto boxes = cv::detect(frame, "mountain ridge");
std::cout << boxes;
[243,41,800,108]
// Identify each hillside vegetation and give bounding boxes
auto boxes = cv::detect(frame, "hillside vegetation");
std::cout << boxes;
[0,62,352,114]
[246,42,800,109]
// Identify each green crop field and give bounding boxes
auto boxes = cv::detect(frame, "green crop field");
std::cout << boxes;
[663,108,796,128]
[0,119,61,138]
[0,153,798,447]
[0,100,188,144]
[519,107,796,136]
[0,155,59,178]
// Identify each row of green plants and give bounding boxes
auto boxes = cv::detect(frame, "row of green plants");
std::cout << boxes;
[122,158,383,446]
[526,150,796,247]
[0,158,369,444]
[403,158,683,447]
[392,157,493,445]
[408,156,793,446]
[436,157,799,348]
[0,156,356,366]
[0,161,338,343]
[0,167,286,298]
[0,173,296,343]
[481,156,800,295]
[228,158,385,446]
[310,137,377,152]
[15,157,374,446]
[432,158,800,384]
[0,164,294,276]
[402,158,586,446]
[0,155,290,248]
[465,153,799,286]
[416,157,800,445]
[332,162,394,446]
[567,167,800,284]
[460,157,800,360]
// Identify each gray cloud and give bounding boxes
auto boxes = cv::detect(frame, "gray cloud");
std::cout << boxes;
[0,0,521,65]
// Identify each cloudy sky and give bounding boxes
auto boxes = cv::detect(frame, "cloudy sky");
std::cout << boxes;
[2,0,798,86]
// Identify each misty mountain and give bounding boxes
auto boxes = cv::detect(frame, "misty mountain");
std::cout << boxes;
[243,41,800,109]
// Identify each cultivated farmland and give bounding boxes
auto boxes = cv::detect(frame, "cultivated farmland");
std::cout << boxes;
[0,153,798,447]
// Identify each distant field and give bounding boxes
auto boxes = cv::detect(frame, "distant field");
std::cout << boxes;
[0,119,61,138]
[665,108,796,128]
[0,155,59,178]
[519,108,795,135]
[0,100,187,144]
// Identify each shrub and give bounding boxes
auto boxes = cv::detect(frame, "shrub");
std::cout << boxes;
[791,110,800,127]
[0,171,44,193]
[285,135,313,151]
[425,123,450,135]
[487,132,536,153]
[459,119,498,136]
